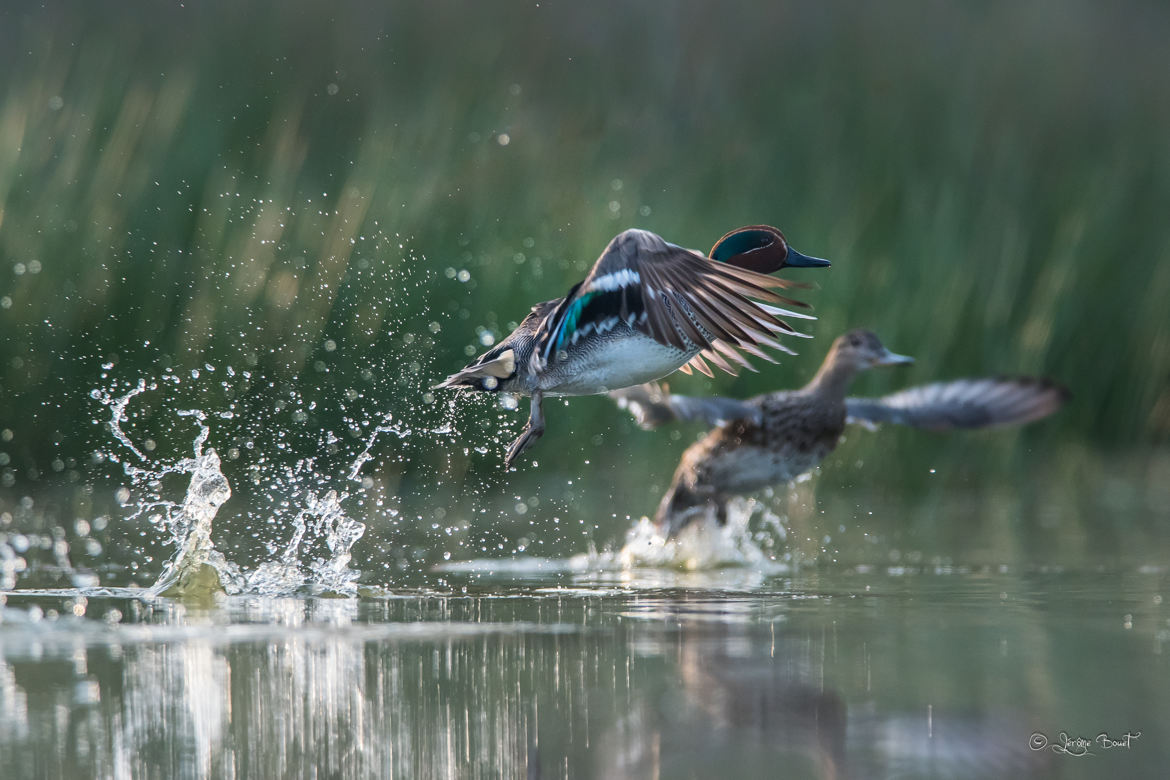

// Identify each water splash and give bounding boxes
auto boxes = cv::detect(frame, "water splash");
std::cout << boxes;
[244,487,365,596]
[149,442,239,600]
[615,499,786,572]
[436,499,795,579]
[106,379,150,461]
[94,381,376,598]
[347,411,400,481]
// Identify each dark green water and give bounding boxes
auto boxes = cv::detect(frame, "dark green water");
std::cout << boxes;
[2,564,1167,779]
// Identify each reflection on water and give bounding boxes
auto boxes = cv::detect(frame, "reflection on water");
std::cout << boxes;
[2,568,1165,779]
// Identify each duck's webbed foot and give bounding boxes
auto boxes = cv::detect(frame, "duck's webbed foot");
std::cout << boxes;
[504,391,545,468]
[504,425,544,468]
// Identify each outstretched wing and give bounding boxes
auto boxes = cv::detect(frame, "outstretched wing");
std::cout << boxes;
[845,377,1069,431]
[536,229,814,374]
[610,383,761,430]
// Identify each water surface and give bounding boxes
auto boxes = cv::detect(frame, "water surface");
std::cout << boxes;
[2,561,1166,779]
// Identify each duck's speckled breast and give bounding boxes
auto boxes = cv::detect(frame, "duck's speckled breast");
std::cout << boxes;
[699,439,836,494]
[685,392,847,494]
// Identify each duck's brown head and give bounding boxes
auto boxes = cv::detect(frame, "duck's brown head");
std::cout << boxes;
[827,329,914,373]
[708,225,831,274]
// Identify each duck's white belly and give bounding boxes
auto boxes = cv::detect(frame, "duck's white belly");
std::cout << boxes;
[542,335,689,396]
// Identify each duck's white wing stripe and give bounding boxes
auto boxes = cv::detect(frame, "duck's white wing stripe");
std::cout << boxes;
[587,268,641,292]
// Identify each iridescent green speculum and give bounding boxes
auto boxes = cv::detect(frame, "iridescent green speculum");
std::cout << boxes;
[554,290,599,353]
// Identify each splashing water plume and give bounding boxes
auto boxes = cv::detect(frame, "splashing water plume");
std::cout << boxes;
[149,437,237,600]
[615,499,788,572]
[95,379,375,598]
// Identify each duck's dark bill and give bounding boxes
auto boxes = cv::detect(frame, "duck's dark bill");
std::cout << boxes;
[785,248,831,268]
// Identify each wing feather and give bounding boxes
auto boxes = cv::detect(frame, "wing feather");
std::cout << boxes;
[846,377,1069,430]
[610,383,761,429]
[536,229,817,371]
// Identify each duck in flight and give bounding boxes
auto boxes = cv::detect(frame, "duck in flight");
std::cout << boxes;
[612,329,1069,536]
[435,225,830,466]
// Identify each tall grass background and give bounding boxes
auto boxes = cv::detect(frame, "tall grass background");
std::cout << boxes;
[1,1,1168,576]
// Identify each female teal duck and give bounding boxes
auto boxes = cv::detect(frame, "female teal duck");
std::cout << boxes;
[612,329,1069,536]
[436,226,830,466]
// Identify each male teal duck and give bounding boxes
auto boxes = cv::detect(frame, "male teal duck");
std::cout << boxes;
[612,329,1069,536]
[436,226,830,466]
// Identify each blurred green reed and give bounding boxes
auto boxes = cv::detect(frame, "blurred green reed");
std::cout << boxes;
[0,1,1168,566]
